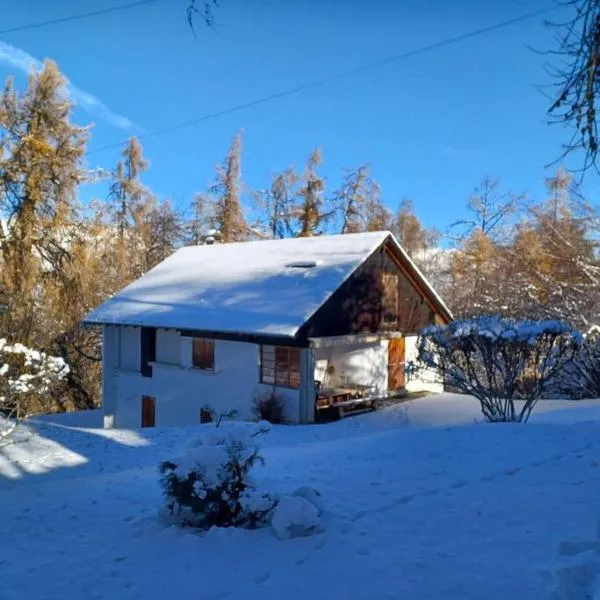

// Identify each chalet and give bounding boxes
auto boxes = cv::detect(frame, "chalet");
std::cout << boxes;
[83,231,452,428]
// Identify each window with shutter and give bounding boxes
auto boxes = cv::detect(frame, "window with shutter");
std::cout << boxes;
[192,339,215,370]
[260,345,300,389]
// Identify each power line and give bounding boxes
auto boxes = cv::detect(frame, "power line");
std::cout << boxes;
[88,4,560,155]
[0,0,163,36]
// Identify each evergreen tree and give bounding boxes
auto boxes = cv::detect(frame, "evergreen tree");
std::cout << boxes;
[211,131,247,243]
[334,165,380,234]
[186,193,215,245]
[0,61,88,344]
[392,199,439,259]
[253,166,298,239]
[108,137,156,279]
[296,148,327,237]
[508,170,600,328]
[143,199,183,268]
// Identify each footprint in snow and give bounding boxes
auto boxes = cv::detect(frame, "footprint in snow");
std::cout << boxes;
[550,518,600,599]
[351,510,368,521]
[398,494,415,504]
[254,571,271,584]
[450,480,468,489]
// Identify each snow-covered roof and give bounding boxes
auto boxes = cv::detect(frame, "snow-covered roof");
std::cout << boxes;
[84,231,452,338]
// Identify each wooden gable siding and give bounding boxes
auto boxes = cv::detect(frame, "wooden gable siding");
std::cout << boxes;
[298,240,438,340]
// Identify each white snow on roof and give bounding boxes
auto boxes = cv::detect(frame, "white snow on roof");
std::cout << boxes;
[84,231,393,337]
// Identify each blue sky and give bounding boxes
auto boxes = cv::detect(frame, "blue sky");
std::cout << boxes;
[0,0,594,233]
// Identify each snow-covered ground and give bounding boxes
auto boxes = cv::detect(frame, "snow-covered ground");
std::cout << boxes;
[1,393,600,600]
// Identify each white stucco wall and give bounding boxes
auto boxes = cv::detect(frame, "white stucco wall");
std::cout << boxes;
[101,326,119,429]
[313,341,388,396]
[119,327,140,371]
[104,327,300,428]
[156,329,180,365]
[404,334,444,393]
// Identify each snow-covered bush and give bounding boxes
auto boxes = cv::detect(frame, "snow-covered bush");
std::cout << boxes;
[159,421,278,529]
[553,328,600,399]
[271,494,323,540]
[252,389,286,424]
[415,317,580,423]
[0,338,69,442]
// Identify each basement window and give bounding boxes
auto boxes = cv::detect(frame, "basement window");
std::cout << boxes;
[260,345,300,389]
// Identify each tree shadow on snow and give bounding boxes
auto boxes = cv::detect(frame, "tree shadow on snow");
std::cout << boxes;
[0,413,181,487]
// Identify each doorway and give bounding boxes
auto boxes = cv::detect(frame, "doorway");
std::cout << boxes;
[387,338,406,391]
[141,395,156,428]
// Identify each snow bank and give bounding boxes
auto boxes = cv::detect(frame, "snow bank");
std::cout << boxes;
[271,494,323,540]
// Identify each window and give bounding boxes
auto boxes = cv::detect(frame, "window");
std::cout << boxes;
[192,338,215,370]
[382,273,399,325]
[200,407,213,424]
[260,345,300,389]
[140,327,156,378]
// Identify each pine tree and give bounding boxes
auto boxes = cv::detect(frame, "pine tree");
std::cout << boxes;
[108,137,156,280]
[0,61,88,344]
[392,199,439,259]
[142,199,183,269]
[334,165,381,234]
[447,178,521,317]
[508,170,600,328]
[365,195,392,232]
[296,148,327,237]
[186,193,215,245]
[109,137,150,238]
[450,177,519,246]
[450,229,498,316]
[211,131,247,243]
[253,166,298,239]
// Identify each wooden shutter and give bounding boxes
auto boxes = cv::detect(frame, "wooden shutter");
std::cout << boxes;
[288,348,301,388]
[260,346,276,384]
[192,339,215,370]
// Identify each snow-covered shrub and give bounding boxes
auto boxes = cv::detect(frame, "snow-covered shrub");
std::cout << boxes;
[271,494,323,540]
[415,317,580,423]
[0,338,69,442]
[553,329,600,399]
[159,421,278,529]
[252,389,286,424]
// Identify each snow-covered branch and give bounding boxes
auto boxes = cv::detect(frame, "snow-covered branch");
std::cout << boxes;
[0,339,69,445]
[414,317,580,423]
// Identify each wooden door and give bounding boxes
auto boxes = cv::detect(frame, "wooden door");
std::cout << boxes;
[387,338,406,391]
[141,395,156,428]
